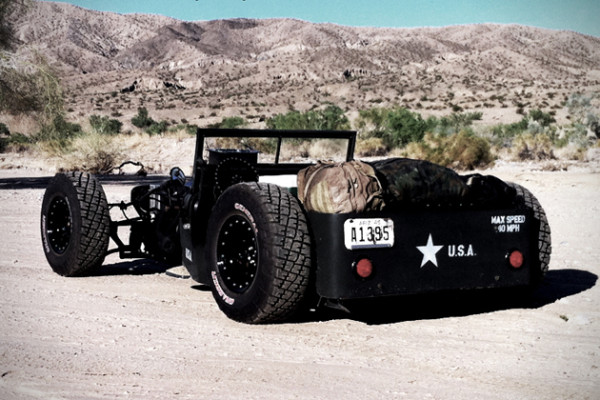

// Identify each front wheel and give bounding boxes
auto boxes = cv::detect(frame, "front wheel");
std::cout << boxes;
[41,171,110,276]
[206,182,312,323]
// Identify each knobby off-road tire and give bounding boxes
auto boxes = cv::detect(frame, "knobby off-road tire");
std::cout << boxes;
[206,182,312,323]
[508,182,551,284]
[41,171,110,276]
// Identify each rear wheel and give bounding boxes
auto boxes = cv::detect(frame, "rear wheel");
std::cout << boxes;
[41,172,110,276]
[206,182,312,323]
[508,183,551,284]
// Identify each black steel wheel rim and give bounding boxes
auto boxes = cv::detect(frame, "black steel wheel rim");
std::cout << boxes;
[47,196,72,254]
[216,215,258,293]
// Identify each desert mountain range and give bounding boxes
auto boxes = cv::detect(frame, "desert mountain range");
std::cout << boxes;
[9,1,600,129]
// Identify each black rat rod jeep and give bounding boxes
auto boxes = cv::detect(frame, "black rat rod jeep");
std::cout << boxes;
[41,129,551,323]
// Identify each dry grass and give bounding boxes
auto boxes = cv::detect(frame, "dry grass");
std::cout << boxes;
[355,137,387,157]
[402,131,495,170]
[58,132,124,173]
[511,133,555,161]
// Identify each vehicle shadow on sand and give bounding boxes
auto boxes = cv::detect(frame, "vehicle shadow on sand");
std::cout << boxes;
[90,259,172,276]
[84,263,597,325]
[313,268,598,325]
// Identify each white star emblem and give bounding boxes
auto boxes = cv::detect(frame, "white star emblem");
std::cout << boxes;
[417,234,443,268]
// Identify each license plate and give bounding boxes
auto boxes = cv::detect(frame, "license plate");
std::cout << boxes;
[344,218,394,250]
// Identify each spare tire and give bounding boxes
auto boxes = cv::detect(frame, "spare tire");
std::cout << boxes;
[206,182,312,323]
[507,182,551,284]
[41,171,110,276]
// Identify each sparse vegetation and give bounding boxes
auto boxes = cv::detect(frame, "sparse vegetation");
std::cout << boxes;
[89,114,122,135]
[60,131,123,174]
[404,131,495,170]
[1,3,599,172]
[266,105,350,131]
[131,107,155,129]
[36,115,82,155]
[210,116,247,129]
[512,133,554,161]
[356,107,426,148]
[131,107,169,135]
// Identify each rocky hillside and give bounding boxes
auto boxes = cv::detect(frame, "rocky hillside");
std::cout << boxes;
[8,1,600,129]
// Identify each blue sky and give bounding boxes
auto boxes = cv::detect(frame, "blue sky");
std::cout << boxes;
[48,0,599,37]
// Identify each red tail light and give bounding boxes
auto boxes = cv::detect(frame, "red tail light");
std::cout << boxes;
[355,258,373,278]
[508,250,524,269]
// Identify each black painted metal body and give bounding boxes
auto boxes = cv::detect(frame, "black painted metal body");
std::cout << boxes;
[109,128,539,302]
[308,208,536,300]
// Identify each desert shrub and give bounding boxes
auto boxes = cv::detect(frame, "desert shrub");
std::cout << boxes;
[266,105,350,131]
[210,116,247,129]
[131,107,169,135]
[566,92,593,124]
[404,131,495,170]
[512,133,554,161]
[426,112,483,136]
[307,139,349,160]
[554,122,595,153]
[355,137,387,157]
[0,52,65,153]
[145,120,169,135]
[185,124,198,135]
[36,114,82,154]
[0,122,8,151]
[131,107,155,129]
[385,107,426,147]
[356,107,426,148]
[168,123,198,136]
[1,132,32,152]
[489,117,529,146]
[528,109,555,127]
[213,136,277,154]
[60,132,123,174]
[267,110,305,130]
[1,54,63,120]
[89,114,122,135]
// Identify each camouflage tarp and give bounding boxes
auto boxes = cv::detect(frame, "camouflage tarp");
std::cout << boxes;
[371,158,514,209]
[371,158,468,208]
[297,160,385,213]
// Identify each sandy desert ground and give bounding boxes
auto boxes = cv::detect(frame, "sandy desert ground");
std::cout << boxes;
[0,162,599,399]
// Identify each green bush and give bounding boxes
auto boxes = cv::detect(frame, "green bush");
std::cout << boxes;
[356,107,426,148]
[60,132,123,174]
[0,122,9,151]
[355,137,387,157]
[489,118,529,145]
[1,132,32,152]
[131,107,169,135]
[426,112,483,136]
[36,115,82,154]
[89,114,122,135]
[131,107,155,129]
[528,109,555,127]
[512,133,554,161]
[211,116,247,129]
[266,105,350,131]
[405,131,495,170]
[168,123,198,135]
[145,120,169,135]
[0,54,64,118]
